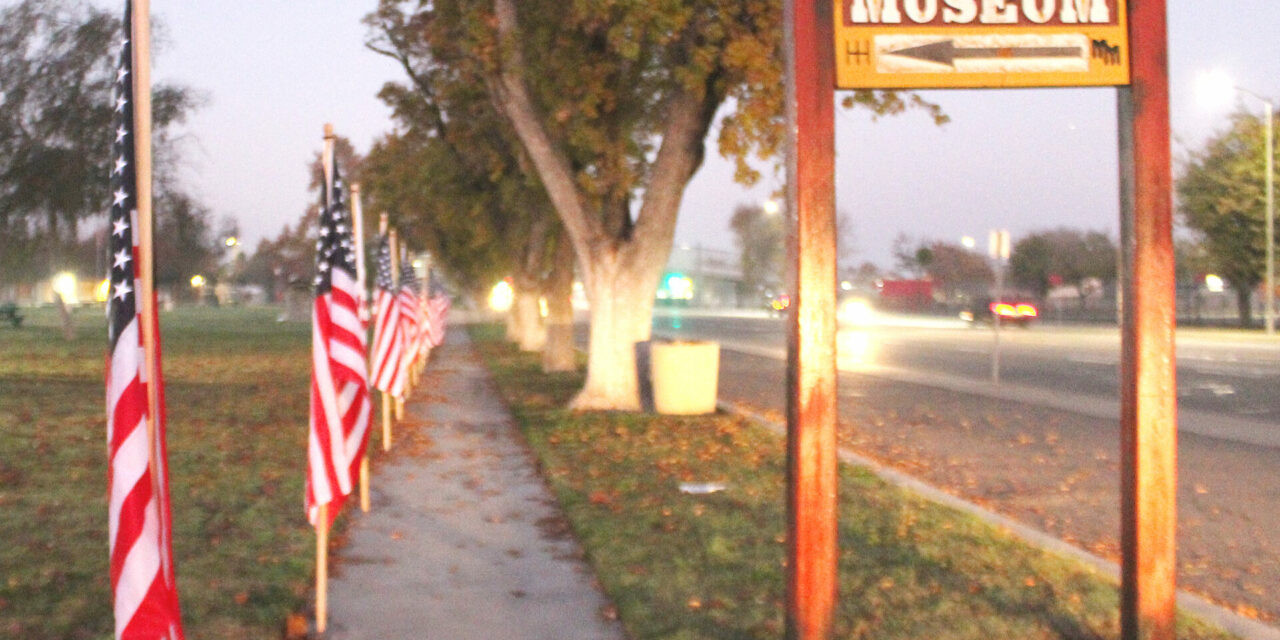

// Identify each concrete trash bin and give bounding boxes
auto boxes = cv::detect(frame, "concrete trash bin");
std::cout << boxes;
[650,340,720,415]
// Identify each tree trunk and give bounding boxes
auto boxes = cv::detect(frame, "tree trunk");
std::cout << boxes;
[543,238,577,373]
[573,252,658,411]
[511,284,546,351]
[1237,287,1254,328]
[504,302,520,342]
[53,292,75,341]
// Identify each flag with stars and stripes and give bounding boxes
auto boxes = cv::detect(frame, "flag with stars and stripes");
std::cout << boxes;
[369,233,404,397]
[396,257,423,382]
[426,293,451,348]
[306,160,372,528]
[105,3,185,638]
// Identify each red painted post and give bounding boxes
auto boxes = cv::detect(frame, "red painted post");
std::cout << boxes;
[1117,1,1178,638]
[784,0,838,638]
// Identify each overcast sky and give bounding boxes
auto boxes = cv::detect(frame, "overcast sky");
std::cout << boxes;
[77,1,1280,269]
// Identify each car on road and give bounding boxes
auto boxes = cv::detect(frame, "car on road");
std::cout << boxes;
[838,295,874,325]
[768,292,790,315]
[960,299,1039,327]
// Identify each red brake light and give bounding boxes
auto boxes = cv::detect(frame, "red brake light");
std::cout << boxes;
[1016,303,1037,318]
[990,302,1016,317]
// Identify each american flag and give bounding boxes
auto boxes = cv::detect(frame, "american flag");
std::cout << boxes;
[105,3,185,637]
[306,160,372,527]
[368,234,404,397]
[396,258,422,383]
[425,293,451,348]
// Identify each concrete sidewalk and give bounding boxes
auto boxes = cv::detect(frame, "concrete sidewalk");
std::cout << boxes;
[322,331,625,639]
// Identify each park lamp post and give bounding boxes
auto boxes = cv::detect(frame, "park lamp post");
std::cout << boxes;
[1198,72,1275,334]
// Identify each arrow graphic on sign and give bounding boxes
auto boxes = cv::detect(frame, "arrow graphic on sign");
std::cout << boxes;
[887,40,1083,67]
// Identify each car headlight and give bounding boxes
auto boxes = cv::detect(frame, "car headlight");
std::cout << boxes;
[839,298,873,324]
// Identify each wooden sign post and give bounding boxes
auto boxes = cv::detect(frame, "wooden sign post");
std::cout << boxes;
[785,0,839,637]
[1117,2,1177,638]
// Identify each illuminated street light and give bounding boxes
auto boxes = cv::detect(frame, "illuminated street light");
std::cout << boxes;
[1198,70,1275,334]
[762,199,780,215]
[1205,274,1225,293]
[190,274,206,289]
[224,236,240,248]
[488,280,514,312]
[52,272,79,305]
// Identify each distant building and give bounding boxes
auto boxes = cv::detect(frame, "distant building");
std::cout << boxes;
[662,245,743,307]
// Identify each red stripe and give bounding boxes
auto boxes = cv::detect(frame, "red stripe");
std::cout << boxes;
[147,288,183,633]
[108,374,146,457]
[117,568,176,639]
[109,463,152,590]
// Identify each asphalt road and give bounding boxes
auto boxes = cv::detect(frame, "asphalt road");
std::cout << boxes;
[652,309,1280,433]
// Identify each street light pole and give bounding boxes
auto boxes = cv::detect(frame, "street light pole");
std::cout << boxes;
[1267,98,1274,335]
[1238,88,1275,334]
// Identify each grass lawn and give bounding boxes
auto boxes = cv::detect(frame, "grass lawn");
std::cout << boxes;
[469,323,1235,640]
[1,305,323,638]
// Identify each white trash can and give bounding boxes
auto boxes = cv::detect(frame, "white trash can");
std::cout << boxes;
[650,340,720,415]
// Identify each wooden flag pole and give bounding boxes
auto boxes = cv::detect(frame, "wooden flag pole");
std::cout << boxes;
[315,504,329,633]
[351,183,368,320]
[387,229,400,446]
[316,123,334,635]
[359,459,370,513]
[352,183,371,513]
[355,203,378,509]
[129,4,182,595]
[131,0,158,473]
[132,0,182,602]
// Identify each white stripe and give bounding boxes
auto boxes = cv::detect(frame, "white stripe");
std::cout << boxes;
[372,323,398,373]
[344,395,372,457]
[108,417,150,552]
[331,303,361,334]
[330,340,367,376]
[114,494,160,637]
[107,319,141,417]
[339,381,357,409]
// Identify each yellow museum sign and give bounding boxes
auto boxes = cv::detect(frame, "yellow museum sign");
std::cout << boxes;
[834,0,1130,89]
